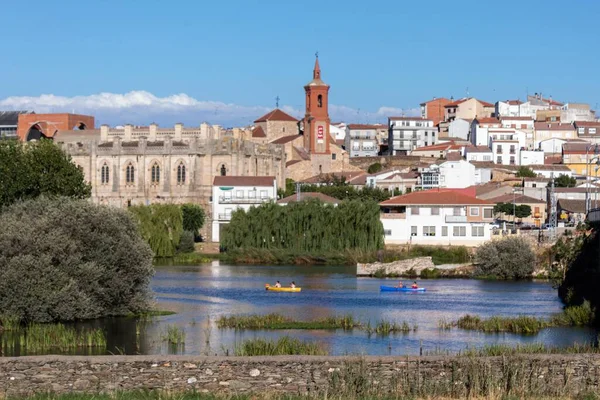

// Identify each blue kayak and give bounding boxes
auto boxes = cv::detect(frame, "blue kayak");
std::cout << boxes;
[380,285,426,292]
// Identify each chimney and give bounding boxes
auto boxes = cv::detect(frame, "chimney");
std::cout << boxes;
[124,124,133,141]
[149,123,157,141]
[100,124,109,141]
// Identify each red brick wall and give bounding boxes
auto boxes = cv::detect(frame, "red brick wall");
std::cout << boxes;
[17,113,95,141]
[425,98,452,126]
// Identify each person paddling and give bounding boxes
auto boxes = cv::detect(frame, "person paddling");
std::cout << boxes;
[274,281,281,288]
[290,281,296,289]
[397,281,404,288]
[411,281,418,289]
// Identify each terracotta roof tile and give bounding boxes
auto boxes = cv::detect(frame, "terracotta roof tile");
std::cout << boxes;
[557,199,587,214]
[475,117,501,124]
[251,126,266,138]
[420,98,451,105]
[293,146,311,161]
[574,121,600,128]
[277,192,340,204]
[534,122,575,131]
[270,134,300,144]
[213,176,275,186]
[479,100,495,107]
[506,100,524,105]
[380,189,493,206]
[487,193,545,204]
[254,109,298,123]
[286,160,302,167]
[562,142,598,154]
[465,145,492,153]
[446,152,463,161]
[500,116,534,121]
[301,172,366,184]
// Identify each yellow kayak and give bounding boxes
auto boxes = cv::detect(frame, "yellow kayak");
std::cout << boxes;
[265,285,301,292]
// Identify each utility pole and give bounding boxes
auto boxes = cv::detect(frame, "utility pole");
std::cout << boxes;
[296,181,301,202]
[549,172,557,241]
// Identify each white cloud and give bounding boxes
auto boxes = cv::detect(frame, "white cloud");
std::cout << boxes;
[0,91,418,127]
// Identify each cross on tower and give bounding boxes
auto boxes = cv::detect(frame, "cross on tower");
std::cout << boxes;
[275,96,280,108]
[315,51,319,59]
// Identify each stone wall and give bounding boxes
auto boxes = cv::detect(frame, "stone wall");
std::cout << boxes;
[357,257,435,276]
[1,355,600,397]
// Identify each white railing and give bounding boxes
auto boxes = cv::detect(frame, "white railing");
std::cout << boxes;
[219,196,271,204]
[218,214,232,221]
[445,215,467,223]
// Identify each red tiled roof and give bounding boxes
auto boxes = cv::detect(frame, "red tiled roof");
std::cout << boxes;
[213,176,275,186]
[270,134,300,144]
[411,142,462,152]
[506,100,524,105]
[574,121,600,128]
[347,124,386,129]
[286,160,302,167]
[487,193,545,204]
[335,139,345,146]
[380,189,493,206]
[475,117,501,124]
[420,97,451,106]
[445,99,469,107]
[252,126,266,138]
[254,109,298,123]
[277,192,340,204]
[446,152,463,161]
[293,146,310,161]
[562,142,596,154]
[301,172,367,184]
[557,199,586,214]
[479,100,494,108]
[534,122,575,131]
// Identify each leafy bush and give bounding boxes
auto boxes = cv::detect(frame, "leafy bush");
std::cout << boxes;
[515,166,536,178]
[367,162,383,174]
[474,236,535,279]
[181,204,205,240]
[177,230,196,253]
[129,204,183,257]
[0,197,154,323]
[0,139,90,209]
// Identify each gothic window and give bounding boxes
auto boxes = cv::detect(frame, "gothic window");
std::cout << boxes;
[126,163,135,184]
[177,162,186,184]
[317,94,323,108]
[151,163,160,184]
[101,163,110,184]
[220,164,227,176]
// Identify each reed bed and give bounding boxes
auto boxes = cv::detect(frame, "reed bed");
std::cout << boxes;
[2,323,106,353]
[364,320,417,336]
[217,313,357,330]
[0,314,21,331]
[455,314,550,334]
[161,325,185,345]
[233,336,327,356]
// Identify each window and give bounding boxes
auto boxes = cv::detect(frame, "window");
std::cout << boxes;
[177,163,186,184]
[282,127,286,133]
[411,226,417,236]
[483,155,492,161]
[590,128,597,134]
[260,190,268,199]
[453,207,462,216]
[332,153,337,160]
[236,190,243,198]
[483,208,493,218]
[497,156,502,164]
[384,229,392,236]
[317,95,323,108]
[578,127,585,134]
[151,163,160,184]
[411,207,420,215]
[510,145,516,154]
[423,226,436,236]
[453,226,466,237]
[249,190,256,199]
[101,163,109,184]
[126,163,135,184]
[496,145,502,153]
[510,156,515,165]
[431,207,440,215]
[441,226,448,236]
[469,207,479,216]
[220,164,227,176]
[472,226,484,237]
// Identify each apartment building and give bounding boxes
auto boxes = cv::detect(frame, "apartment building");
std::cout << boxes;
[345,124,383,157]
[420,97,452,126]
[470,117,502,146]
[388,117,437,155]
[574,121,600,145]
[444,98,494,122]
[562,142,598,176]
[489,129,527,166]
[380,189,494,246]
[534,122,576,148]
[211,176,277,242]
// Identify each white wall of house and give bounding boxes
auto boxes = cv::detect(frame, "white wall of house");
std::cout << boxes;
[330,124,346,141]
[439,160,476,188]
[539,138,570,154]
[531,167,573,179]
[381,205,493,246]
[211,181,277,242]
[474,167,492,184]
[448,119,470,140]
[492,141,521,165]
[388,118,437,155]
[465,149,493,162]
[520,150,545,166]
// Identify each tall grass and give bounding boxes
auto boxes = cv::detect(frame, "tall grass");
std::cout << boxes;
[0,314,21,331]
[3,323,106,353]
[456,314,549,334]
[364,320,417,336]
[217,313,357,330]
[161,325,185,345]
[423,342,600,357]
[552,300,595,326]
[234,336,327,356]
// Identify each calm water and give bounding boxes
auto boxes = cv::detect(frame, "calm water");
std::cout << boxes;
[3,262,596,356]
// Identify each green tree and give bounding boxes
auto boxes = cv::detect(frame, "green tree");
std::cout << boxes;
[368,162,383,174]
[474,236,535,279]
[0,197,154,323]
[515,204,532,218]
[516,166,537,178]
[0,140,91,209]
[553,174,577,188]
[129,204,183,257]
[493,202,531,219]
[181,204,205,239]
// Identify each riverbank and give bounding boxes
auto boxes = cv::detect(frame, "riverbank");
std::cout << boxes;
[2,354,599,398]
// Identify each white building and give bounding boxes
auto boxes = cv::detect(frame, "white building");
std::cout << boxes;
[417,157,489,189]
[530,165,573,179]
[448,119,471,140]
[489,129,527,166]
[519,150,545,166]
[345,124,382,157]
[380,189,494,246]
[539,138,587,154]
[496,100,529,118]
[211,176,277,242]
[388,117,437,155]
[465,146,493,162]
[470,117,502,146]
[330,123,346,142]
[561,103,596,123]
[534,122,576,148]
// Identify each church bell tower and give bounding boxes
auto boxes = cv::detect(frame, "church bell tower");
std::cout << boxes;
[303,54,331,154]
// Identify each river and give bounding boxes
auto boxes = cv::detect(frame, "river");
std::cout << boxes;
[3,262,596,356]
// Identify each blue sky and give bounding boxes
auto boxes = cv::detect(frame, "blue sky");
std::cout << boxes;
[1,0,599,127]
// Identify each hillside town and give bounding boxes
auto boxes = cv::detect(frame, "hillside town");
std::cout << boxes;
[1,56,599,246]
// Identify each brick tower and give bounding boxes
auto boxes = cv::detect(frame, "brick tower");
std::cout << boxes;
[303,55,331,155]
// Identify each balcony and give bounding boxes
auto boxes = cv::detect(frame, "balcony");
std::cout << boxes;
[219,196,271,204]
[381,213,406,219]
[445,215,467,223]
[217,213,232,221]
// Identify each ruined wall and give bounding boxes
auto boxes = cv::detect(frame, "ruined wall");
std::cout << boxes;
[1,355,599,398]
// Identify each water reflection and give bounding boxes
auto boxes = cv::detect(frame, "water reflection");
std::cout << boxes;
[1,262,596,356]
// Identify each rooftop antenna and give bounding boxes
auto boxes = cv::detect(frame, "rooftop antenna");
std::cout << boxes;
[275,96,280,109]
